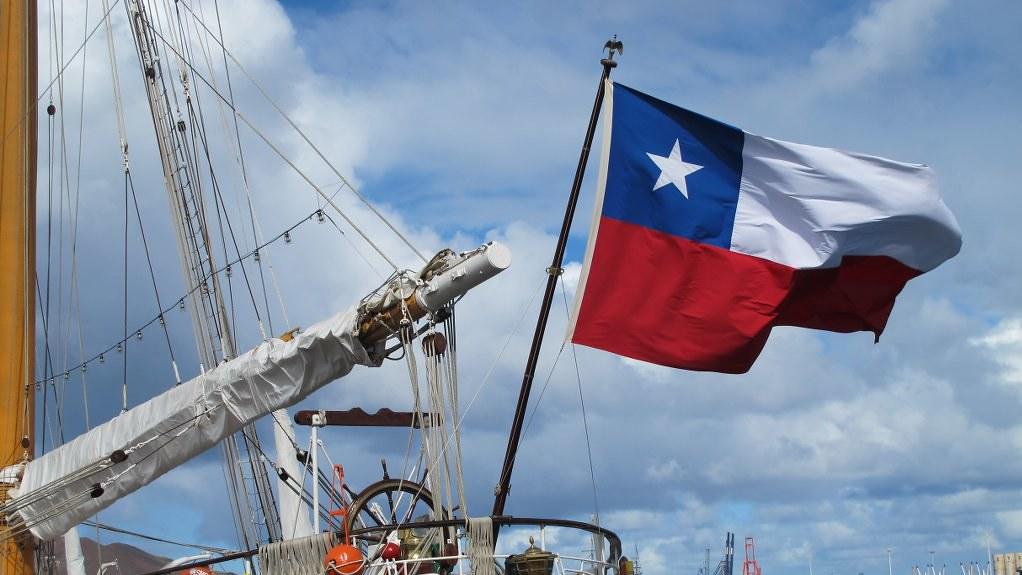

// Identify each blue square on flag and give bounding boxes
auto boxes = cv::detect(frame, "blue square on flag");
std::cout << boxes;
[602,84,744,249]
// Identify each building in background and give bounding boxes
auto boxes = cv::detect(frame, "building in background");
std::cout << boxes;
[994,553,1022,575]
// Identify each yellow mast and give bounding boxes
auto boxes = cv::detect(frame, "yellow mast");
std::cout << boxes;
[0,0,38,573]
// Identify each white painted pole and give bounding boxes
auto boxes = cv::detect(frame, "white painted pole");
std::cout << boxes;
[311,411,324,533]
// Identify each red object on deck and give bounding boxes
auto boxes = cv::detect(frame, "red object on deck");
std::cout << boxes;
[380,541,401,561]
[743,537,762,575]
[179,568,213,575]
[324,543,365,575]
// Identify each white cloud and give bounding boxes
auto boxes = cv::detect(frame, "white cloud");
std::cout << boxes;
[972,318,1022,385]
[807,0,950,93]
[996,510,1022,540]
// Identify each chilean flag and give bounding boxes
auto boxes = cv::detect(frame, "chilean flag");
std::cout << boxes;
[568,83,962,374]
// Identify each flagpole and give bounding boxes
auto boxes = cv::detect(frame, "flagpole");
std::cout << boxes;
[491,38,622,520]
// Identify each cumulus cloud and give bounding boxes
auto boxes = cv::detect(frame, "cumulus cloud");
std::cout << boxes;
[808,0,950,93]
[972,318,1022,387]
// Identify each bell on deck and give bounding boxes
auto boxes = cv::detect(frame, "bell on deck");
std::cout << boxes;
[399,527,427,560]
[504,536,555,575]
[324,543,365,575]
[397,528,433,574]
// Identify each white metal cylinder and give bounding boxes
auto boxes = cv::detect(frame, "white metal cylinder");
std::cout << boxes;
[415,241,512,311]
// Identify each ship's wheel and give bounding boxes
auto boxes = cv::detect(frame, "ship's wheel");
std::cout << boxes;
[346,477,457,546]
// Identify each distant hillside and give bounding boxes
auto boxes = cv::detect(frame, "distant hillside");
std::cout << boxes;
[48,536,237,575]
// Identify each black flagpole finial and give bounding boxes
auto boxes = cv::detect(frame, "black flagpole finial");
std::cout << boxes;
[603,35,623,67]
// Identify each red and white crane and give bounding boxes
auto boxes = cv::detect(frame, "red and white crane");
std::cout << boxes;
[743,537,762,575]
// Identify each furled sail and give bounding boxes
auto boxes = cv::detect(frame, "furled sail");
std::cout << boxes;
[4,240,510,542]
[10,307,372,541]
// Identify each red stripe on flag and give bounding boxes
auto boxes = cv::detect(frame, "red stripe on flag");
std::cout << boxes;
[571,218,919,373]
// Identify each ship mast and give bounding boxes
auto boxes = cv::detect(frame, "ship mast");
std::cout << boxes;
[122,0,282,547]
[0,1,38,573]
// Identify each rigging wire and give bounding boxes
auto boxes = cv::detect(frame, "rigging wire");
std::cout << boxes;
[140,0,281,545]
[31,208,323,386]
[559,276,601,527]
[82,520,235,554]
[133,7,402,272]
[40,5,67,550]
[38,0,91,537]
[364,278,548,547]
[0,0,123,151]
[53,0,72,405]
[39,53,67,451]
[176,0,428,265]
[208,0,288,331]
[126,170,182,383]
[185,89,269,342]
[141,0,229,367]
[71,0,92,432]
[495,276,602,527]
[178,0,292,337]
[322,211,386,281]
[42,5,55,452]
[515,289,576,447]
[516,341,566,462]
[233,109,400,272]
[1,403,230,539]
[15,276,63,460]
[122,165,129,412]
[181,1,277,339]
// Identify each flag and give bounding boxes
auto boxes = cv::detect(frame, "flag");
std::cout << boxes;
[567,82,962,374]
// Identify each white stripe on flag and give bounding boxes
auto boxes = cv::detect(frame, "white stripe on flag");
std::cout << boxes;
[730,133,962,271]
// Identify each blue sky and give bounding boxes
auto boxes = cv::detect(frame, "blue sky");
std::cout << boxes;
[27,1,1022,574]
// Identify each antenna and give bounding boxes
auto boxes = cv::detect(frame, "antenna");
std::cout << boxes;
[985,529,994,575]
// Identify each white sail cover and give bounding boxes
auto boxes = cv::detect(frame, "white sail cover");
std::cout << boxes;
[14,307,374,540]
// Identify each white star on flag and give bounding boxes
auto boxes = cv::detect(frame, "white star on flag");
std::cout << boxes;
[647,139,703,198]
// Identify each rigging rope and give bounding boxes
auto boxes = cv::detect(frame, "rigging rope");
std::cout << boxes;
[127,170,182,383]
[443,311,470,523]
[187,2,280,339]
[100,0,127,155]
[560,276,601,527]
[72,0,92,435]
[127,13,402,273]
[233,109,400,272]
[185,92,270,343]
[30,208,323,386]
[176,0,428,266]
[83,520,235,554]
[198,0,292,334]
[0,0,123,150]
[122,165,129,413]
